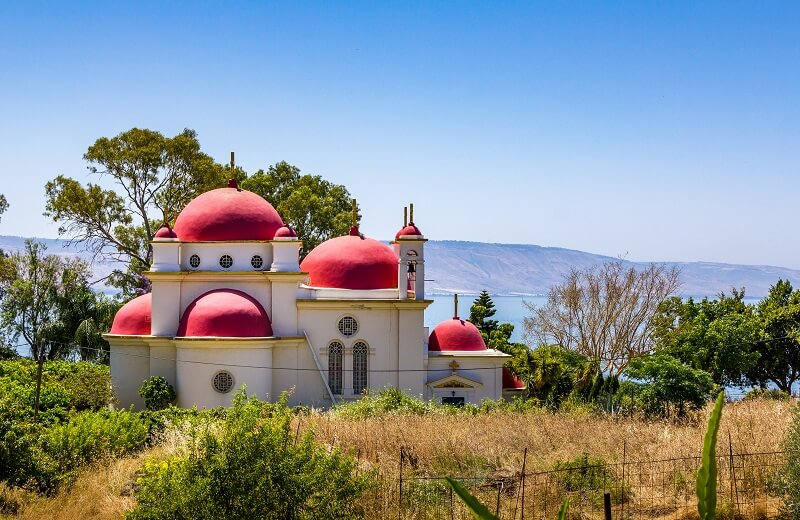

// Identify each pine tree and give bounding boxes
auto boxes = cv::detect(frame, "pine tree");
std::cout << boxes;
[469,290,499,336]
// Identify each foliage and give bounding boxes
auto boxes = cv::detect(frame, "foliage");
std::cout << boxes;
[127,390,373,520]
[525,260,681,375]
[620,354,715,418]
[743,388,791,401]
[749,279,800,392]
[444,477,499,520]
[696,392,724,520]
[506,345,595,408]
[468,290,499,338]
[138,376,176,411]
[0,194,7,221]
[651,291,761,387]
[552,453,611,491]
[241,161,356,257]
[0,240,116,361]
[44,128,229,295]
[557,498,570,520]
[771,403,800,518]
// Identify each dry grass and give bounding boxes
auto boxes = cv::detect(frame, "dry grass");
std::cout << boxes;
[1,398,793,519]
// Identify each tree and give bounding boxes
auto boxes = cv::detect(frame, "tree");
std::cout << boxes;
[524,260,681,376]
[651,291,761,387]
[749,279,800,393]
[241,162,357,257]
[44,128,229,295]
[0,194,8,221]
[468,290,499,337]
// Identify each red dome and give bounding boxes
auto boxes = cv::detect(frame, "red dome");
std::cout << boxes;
[274,225,298,238]
[154,226,178,239]
[177,289,273,337]
[110,294,152,335]
[395,224,423,240]
[300,235,398,290]
[173,187,283,242]
[429,318,487,352]
[503,367,526,390]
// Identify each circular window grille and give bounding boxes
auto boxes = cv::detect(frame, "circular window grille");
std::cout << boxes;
[189,254,201,269]
[337,316,358,337]
[250,255,264,269]
[212,371,234,393]
[219,255,234,269]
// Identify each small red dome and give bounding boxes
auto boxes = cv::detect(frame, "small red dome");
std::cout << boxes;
[173,187,283,242]
[154,226,178,239]
[300,235,398,290]
[177,289,273,337]
[503,367,526,390]
[428,318,487,351]
[274,225,298,238]
[395,224,423,240]
[110,294,152,335]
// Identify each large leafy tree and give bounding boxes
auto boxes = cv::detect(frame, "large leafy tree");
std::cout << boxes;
[525,260,681,376]
[44,128,229,295]
[651,290,761,387]
[241,162,356,257]
[749,280,800,392]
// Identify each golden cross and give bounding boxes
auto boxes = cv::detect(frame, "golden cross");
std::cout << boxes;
[449,360,459,372]
[453,293,459,319]
[351,199,358,227]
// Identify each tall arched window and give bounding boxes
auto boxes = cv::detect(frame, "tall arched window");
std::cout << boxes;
[328,341,343,395]
[352,341,368,395]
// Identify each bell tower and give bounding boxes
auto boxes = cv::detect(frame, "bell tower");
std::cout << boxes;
[393,203,426,300]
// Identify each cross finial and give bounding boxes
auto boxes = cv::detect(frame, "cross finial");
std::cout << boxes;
[449,360,459,372]
[227,151,239,189]
[409,203,414,224]
[403,206,408,227]
[351,199,358,227]
[453,293,459,319]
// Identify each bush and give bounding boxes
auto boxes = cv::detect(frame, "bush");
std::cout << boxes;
[127,390,373,520]
[138,376,176,411]
[333,387,439,419]
[552,453,629,505]
[743,388,791,401]
[771,404,800,518]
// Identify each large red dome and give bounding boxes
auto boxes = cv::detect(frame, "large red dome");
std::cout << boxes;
[177,289,273,337]
[173,186,283,242]
[300,234,398,290]
[110,294,152,335]
[428,318,487,352]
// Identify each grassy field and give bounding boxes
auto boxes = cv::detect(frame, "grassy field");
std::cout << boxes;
[1,398,794,519]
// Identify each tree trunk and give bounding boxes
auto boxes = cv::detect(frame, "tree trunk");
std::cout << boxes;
[33,340,45,421]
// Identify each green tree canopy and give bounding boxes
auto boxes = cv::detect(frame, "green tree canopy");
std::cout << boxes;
[241,161,357,257]
[44,128,229,295]
[468,290,499,337]
[651,290,761,387]
[0,194,8,222]
[749,279,800,392]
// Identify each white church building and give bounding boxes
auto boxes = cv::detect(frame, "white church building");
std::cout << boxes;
[105,179,525,409]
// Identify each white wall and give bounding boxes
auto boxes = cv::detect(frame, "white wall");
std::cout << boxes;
[110,342,149,409]
[180,243,273,272]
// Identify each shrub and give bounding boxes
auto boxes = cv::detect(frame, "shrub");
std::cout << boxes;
[333,387,439,419]
[743,388,791,401]
[127,390,373,520]
[138,376,176,411]
[770,404,800,518]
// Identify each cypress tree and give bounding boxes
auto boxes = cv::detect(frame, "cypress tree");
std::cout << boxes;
[469,290,499,336]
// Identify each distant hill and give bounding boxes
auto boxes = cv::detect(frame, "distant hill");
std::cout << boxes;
[2,235,798,298]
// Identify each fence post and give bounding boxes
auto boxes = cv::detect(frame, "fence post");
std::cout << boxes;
[496,481,502,518]
[520,447,528,520]
[399,446,404,520]
[620,440,626,520]
[604,492,612,520]
[728,431,740,515]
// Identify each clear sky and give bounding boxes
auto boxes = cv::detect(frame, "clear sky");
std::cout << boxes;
[0,2,798,267]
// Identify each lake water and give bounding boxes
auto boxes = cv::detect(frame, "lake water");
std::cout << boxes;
[425,294,545,342]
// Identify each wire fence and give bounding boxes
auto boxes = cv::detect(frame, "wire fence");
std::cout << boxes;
[359,449,786,519]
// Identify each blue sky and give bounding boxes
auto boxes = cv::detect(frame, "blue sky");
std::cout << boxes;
[0,2,798,267]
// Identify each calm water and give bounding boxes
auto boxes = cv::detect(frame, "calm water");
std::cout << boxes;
[425,294,546,343]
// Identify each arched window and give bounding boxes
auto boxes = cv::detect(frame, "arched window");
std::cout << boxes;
[328,341,343,395]
[406,250,417,287]
[352,341,368,395]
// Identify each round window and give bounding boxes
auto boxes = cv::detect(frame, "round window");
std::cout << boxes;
[212,371,234,393]
[219,255,234,269]
[189,254,201,269]
[251,255,264,269]
[337,316,358,337]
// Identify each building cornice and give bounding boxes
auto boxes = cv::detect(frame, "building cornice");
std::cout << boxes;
[146,271,308,282]
[296,299,433,310]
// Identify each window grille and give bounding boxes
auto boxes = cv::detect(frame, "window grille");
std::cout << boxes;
[219,254,234,269]
[353,341,368,395]
[189,254,201,269]
[213,371,234,393]
[250,255,264,269]
[337,316,358,337]
[328,341,343,395]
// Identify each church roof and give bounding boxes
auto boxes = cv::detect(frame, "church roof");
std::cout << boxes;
[110,293,152,335]
[428,318,487,352]
[173,184,284,242]
[300,229,398,290]
[395,223,423,240]
[177,289,273,337]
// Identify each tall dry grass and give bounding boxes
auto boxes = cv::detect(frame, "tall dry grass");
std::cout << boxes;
[1,398,793,519]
